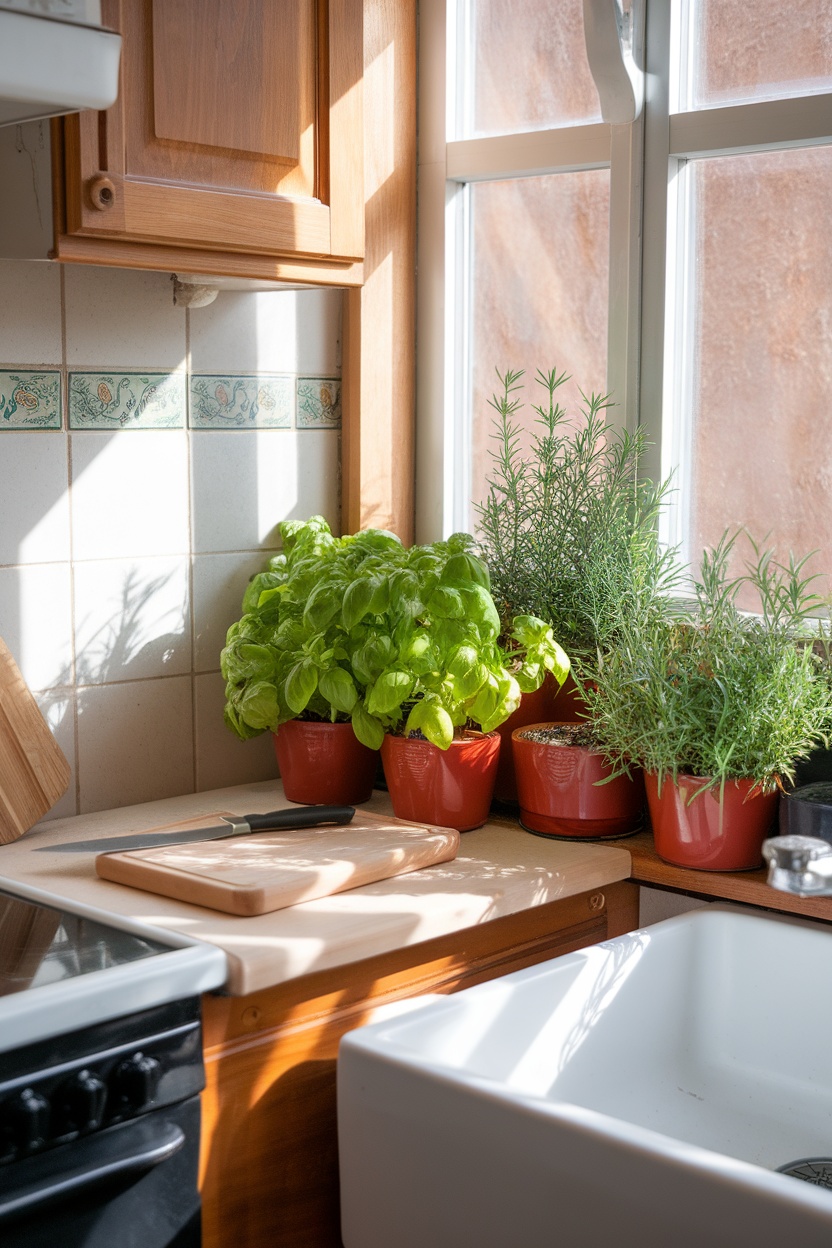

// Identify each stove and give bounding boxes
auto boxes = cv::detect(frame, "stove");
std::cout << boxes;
[0,876,227,1246]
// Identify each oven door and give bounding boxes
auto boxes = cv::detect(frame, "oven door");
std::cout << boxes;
[0,1095,201,1248]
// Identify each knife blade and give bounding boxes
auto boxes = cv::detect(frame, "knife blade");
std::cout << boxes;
[37,805,356,854]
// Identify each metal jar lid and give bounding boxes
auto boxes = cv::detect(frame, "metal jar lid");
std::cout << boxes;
[779,782,832,843]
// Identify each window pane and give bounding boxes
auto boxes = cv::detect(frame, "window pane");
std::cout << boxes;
[463,0,602,138]
[469,172,610,520]
[688,146,832,601]
[690,0,832,108]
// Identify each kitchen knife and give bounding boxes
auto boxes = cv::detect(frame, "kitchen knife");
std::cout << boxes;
[37,805,356,854]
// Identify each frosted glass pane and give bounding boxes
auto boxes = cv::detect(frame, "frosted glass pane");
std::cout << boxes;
[689,146,832,600]
[465,0,602,137]
[469,172,610,519]
[691,0,832,108]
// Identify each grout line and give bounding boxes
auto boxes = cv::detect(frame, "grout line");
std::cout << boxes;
[185,305,198,794]
[0,546,282,572]
[61,263,82,818]
[26,672,223,698]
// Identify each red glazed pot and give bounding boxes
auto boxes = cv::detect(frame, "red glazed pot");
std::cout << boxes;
[381,730,501,831]
[645,772,780,871]
[273,720,379,805]
[493,673,587,802]
[512,722,645,839]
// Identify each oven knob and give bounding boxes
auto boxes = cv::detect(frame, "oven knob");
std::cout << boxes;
[0,1113,17,1163]
[10,1087,50,1152]
[56,1069,108,1134]
[111,1053,161,1114]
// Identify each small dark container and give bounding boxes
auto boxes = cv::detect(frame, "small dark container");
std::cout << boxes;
[779,782,832,846]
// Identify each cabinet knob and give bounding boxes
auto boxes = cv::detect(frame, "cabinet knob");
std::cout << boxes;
[88,175,117,211]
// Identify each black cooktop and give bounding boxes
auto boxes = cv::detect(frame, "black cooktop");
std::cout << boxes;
[0,886,170,998]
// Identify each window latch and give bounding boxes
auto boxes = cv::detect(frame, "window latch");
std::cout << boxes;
[583,0,644,124]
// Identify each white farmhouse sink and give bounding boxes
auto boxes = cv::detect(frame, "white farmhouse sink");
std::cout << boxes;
[338,907,832,1247]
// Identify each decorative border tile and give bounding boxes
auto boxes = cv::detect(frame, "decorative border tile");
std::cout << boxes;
[189,375,293,429]
[69,372,186,429]
[0,371,61,429]
[297,377,341,428]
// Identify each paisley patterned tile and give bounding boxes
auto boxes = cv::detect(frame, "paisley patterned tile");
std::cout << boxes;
[189,375,292,429]
[297,377,342,428]
[0,371,61,430]
[69,372,186,429]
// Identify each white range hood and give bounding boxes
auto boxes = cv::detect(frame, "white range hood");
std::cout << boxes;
[0,1,121,126]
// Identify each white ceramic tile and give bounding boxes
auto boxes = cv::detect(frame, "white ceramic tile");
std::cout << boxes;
[36,689,77,820]
[0,564,73,691]
[70,431,190,560]
[194,671,280,793]
[0,432,70,565]
[190,430,340,553]
[76,676,194,814]
[64,266,187,370]
[295,289,343,375]
[0,259,62,365]
[189,289,300,374]
[192,551,269,672]
[74,556,191,685]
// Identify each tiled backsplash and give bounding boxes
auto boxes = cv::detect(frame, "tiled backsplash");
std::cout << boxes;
[0,260,343,818]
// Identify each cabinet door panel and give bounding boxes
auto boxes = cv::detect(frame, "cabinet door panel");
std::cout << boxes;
[61,0,363,263]
[151,1,313,170]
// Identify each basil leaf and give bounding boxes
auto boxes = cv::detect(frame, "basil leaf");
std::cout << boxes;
[285,660,319,714]
[351,703,385,750]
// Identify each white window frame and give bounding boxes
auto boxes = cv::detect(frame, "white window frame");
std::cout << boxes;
[416,0,832,555]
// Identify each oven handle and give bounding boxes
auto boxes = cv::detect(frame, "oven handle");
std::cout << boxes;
[0,1115,185,1222]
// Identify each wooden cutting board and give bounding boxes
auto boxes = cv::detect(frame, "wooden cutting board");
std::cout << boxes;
[95,810,460,916]
[0,637,71,844]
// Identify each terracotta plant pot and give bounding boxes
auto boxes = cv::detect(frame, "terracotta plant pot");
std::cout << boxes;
[645,772,780,871]
[273,720,379,805]
[512,722,645,839]
[493,673,587,803]
[381,730,501,831]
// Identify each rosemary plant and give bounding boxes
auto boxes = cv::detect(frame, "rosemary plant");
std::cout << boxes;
[475,368,680,671]
[581,531,832,795]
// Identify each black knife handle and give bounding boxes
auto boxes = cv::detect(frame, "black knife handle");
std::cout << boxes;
[245,806,355,831]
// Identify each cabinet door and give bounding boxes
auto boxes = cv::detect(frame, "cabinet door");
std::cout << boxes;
[61,0,363,264]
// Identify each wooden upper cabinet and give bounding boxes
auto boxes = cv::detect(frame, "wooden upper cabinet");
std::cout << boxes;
[54,0,364,283]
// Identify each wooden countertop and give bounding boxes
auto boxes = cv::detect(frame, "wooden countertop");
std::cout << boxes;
[0,781,631,996]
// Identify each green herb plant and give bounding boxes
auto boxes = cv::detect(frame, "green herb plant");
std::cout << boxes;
[222,516,570,752]
[581,530,832,796]
[475,368,680,672]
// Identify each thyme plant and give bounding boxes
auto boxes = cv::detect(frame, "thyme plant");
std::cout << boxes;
[475,368,679,672]
[581,532,832,795]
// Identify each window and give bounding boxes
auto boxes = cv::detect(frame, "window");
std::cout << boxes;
[417,0,832,597]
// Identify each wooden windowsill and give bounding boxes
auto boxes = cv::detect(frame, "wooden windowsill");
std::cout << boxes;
[606,827,832,925]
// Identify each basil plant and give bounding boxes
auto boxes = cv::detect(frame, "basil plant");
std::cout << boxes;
[222,517,570,751]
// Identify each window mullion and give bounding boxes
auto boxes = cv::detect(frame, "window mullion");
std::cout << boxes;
[447,123,611,182]
[637,0,672,490]
[660,156,696,564]
[606,116,644,437]
[669,92,832,158]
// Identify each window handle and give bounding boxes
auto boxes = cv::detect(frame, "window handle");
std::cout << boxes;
[583,0,644,124]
